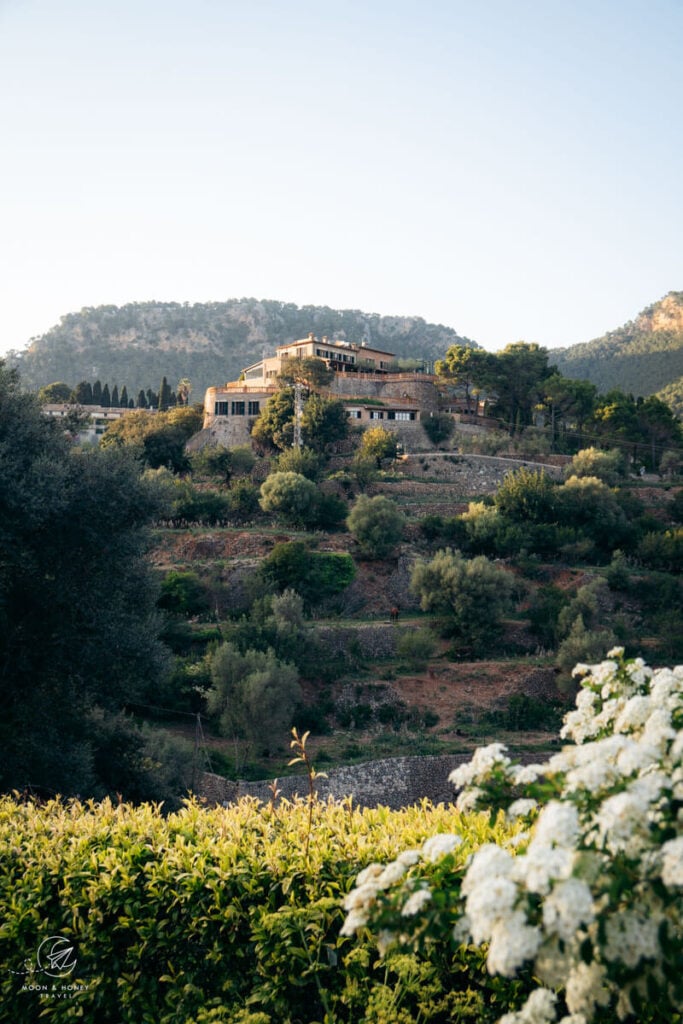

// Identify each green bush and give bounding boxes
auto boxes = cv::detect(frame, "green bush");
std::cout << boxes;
[346,495,406,559]
[158,571,210,617]
[421,412,455,446]
[564,446,626,485]
[225,479,260,522]
[637,527,683,572]
[0,796,523,1024]
[259,472,319,528]
[170,483,231,524]
[483,694,564,731]
[260,541,356,610]
[396,628,436,669]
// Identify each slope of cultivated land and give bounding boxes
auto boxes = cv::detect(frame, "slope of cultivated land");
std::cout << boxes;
[148,460,579,781]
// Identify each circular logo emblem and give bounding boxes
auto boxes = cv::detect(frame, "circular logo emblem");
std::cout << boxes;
[36,936,77,978]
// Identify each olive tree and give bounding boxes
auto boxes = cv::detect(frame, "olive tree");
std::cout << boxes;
[346,494,406,559]
[410,547,515,651]
[205,642,301,764]
[259,471,319,527]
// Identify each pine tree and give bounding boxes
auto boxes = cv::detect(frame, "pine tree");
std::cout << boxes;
[111,385,120,408]
[92,380,102,405]
[101,384,111,408]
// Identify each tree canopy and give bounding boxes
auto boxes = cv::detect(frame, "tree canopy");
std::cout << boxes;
[100,406,203,471]
[0,362,171,797]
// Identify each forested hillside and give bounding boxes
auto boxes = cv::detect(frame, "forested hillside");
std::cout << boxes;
[553,290,683,401]
[6,299,475,398]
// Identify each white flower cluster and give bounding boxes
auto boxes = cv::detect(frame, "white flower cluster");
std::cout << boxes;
[340,835,460,938]
[342,652,683,1024]
[448,742,517,811]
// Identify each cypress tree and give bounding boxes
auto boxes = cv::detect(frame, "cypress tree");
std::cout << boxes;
[158,377,171,412]
[111,385,120,407]
[92,380,102,405]
[137,390,147,409]
[120,386,129,408]
[101,384,111,408]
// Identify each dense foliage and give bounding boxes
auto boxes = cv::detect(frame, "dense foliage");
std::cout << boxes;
[0,362,174,799]
[0,794,525,1024]
[100,407,203,472]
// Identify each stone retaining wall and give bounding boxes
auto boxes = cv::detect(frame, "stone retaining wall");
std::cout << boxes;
[401,453,564,495]
[199,754,471,810]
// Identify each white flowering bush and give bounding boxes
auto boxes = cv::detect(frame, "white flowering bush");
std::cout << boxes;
[342,651,683,1023]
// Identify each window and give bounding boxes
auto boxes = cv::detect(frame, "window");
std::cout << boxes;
[231,401,245,416]
[215,401,228,415]
[387,410,415,421]
[248,400,260,416]
[346,409,362,419]
[369,410,384,419]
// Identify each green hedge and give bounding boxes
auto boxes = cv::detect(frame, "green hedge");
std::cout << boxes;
[0,795,524,1023]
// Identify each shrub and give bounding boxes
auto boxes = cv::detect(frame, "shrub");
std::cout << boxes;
[564,446,626,485]
[556,616,616,678]
[260,541,356,609]
[259,471,319,527]
[422,412,455,446]
[396,628,436,669]
[358,426,399,467]
[483,694,564,731]
[312,492,348,530]
[225,478,260,521]
[346,494,406,559]
[495,468,557,524]
[158,570,210,617]
[0,795,522,1024]
[169,482,231,524]
[190,444,254,484]
[275,446,323,480]
[638,527,683,572]
[527,585,569,648]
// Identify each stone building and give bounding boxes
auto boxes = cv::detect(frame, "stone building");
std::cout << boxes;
[201,333,447,448]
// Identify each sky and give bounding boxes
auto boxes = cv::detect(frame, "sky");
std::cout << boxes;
[1,0,682,357]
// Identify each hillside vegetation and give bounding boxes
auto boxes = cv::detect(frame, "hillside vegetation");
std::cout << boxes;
[7,299,475,398]
[4,343,683,803]
[553,290,683,401]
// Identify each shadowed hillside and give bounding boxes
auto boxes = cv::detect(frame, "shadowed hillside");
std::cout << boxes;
[553,291,683,403]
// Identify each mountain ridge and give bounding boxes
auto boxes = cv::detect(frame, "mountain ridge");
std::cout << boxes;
[552,291,683,406]
[7,298,476,398]
[8,292,683,416]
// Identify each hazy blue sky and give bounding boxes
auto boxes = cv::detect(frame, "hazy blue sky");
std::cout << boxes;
[1,0,681,356]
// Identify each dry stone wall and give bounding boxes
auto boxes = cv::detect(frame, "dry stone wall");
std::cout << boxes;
[199,754,470,810]
[401,453,564,494]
